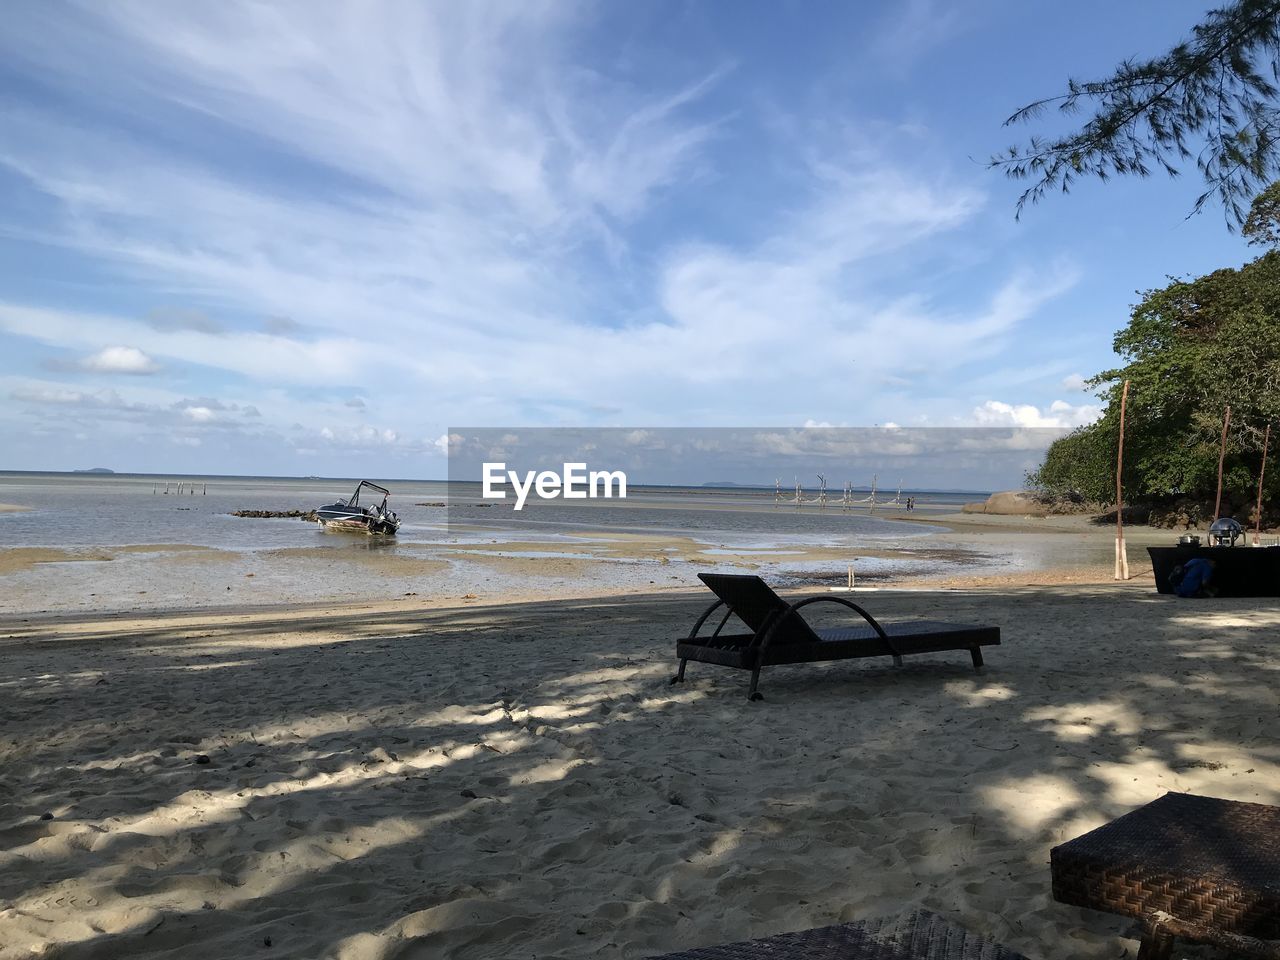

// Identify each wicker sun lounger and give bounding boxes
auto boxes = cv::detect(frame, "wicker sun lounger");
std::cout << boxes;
[1052,792,1280,959]
[672,574,1000,700]
[645,909,1027,959]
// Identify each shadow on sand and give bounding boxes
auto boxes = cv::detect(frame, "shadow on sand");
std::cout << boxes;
[0,586,1276,958]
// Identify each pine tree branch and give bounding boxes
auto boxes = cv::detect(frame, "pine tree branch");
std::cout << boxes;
[993,0,1280,224]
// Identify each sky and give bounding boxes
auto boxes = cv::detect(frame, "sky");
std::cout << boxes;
[0,0,1258,478]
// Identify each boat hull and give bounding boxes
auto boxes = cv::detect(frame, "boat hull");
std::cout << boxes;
[316,505,400,535]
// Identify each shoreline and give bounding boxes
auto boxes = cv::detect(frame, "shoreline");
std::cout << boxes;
[0,511,1201,617]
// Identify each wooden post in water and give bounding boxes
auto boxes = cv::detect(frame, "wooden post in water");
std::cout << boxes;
[1214,405,1231,522]
[1114,379,1130,581]
[1256,423,1271,546]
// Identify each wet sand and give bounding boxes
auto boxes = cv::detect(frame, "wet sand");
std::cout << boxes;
[0,547,116,576]
[0,584,1276,959]
[0,509,1181,616]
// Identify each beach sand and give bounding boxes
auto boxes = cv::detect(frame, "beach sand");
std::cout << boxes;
[1,583,1276,959]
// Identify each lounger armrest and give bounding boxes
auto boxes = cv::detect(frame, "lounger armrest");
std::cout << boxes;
[765,596,902,656]
[686,599,733,641]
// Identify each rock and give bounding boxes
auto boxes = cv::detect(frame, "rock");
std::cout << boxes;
[962,490,1048,517]
[230,509,319,521]
[460,788,478,799]
[40,812,53,821]
[194,754,211,765]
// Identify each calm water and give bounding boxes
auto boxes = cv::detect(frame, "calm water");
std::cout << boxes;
[0,472,992,613]
[0,472,980,549]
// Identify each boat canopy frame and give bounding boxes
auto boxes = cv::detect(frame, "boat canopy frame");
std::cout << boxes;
[346,480,392,509]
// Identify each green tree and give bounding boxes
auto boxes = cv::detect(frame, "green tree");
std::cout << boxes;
[994,0,1280,225]
[1242,178,1280,242]
[1030,246,1280,508]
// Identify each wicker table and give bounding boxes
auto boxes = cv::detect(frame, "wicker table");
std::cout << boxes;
[1051,793,1280,959]
[645,909,1026,959]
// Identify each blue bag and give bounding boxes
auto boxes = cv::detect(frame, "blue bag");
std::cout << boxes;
[1174,558,1214,597]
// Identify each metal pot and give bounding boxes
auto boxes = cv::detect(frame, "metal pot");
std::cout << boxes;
[1208,517,1244,547]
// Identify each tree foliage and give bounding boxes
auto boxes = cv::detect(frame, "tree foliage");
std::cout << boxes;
[1243,177,1280,241]
[1030,246,1280,508]
[994,0,1280,225]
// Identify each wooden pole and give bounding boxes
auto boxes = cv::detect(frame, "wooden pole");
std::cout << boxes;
[1114,379,1130,581]
[1256,423,1271,546]
[1213,405,1231,522]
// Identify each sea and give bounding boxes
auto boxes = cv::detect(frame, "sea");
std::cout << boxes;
[0,472,997,615]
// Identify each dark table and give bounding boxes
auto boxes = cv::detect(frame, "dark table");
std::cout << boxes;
[1148,545,1280,596]
[1051,793,1280,958]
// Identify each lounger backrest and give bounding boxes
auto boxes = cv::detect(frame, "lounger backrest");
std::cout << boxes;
[697,573,820,644]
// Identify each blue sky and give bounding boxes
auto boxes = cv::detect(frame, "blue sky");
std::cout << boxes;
[0,0,1255,477]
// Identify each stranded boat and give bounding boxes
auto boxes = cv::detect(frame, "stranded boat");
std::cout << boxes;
[315,481,400,535]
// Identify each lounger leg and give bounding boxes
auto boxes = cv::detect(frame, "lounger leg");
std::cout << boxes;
[970,646,984,673]
[670,659,688,685]
[747,666,763,701]
[1135,927,1174,960]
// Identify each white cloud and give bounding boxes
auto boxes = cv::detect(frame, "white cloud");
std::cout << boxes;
[1061,372,1087,391]
[303,423,406,451]
[970,399,1101,429]
[12,387,86,405]
[434,433,463,456]
[81,345,160,374]
[871,0,963,71]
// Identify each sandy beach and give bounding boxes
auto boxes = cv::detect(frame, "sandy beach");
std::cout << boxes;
[2,580,1276,959]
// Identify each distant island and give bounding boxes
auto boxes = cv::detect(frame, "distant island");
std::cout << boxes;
[72,467,115,474]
